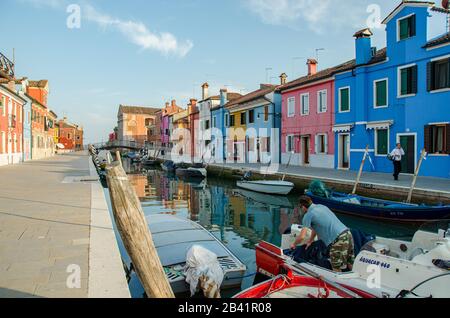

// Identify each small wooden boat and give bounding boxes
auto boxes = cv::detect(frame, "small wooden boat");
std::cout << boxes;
[142,159,159,167]
[306,190,450,222]
[176,164,207,179]
[237,180,294,196]
[235,272,375,299]
[147,214,246,294]
[255,225,450,298]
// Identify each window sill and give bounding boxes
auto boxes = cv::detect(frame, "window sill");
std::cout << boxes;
[339,110,351,113]
[397,94,416,99]
[374,105,388,109]
[429,88,450,94]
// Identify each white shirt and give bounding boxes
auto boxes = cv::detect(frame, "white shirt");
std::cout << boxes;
[390,148,405,162]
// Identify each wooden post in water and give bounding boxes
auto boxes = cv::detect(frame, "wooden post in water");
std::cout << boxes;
[352,145,369,195]
[106,162,175,298]
[407,149,427,204]
[116,151,122,167]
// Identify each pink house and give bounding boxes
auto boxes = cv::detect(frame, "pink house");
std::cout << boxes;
[279,59,352,168]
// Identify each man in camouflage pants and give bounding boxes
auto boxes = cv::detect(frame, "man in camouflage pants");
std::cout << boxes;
[293,196,355,272]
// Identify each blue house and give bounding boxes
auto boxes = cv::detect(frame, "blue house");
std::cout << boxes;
[333,1,450,178]
[222,80,283,164]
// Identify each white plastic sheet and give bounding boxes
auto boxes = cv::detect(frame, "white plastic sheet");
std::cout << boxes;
[184,245,224,298]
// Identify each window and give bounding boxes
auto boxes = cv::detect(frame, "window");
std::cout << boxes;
[301,93,309,116]
[225,114,230,127]
[398,65,418,96]
[317,90,327,113]
[286,135,295,152]
[287,97,295,117]
[264,106,269,122]
[428,58,450,91]
[248,109,255,124]
[375,129,389,155]
[425,124,449,154]
[339,87,350,112]
[374,79,388,108]
[230,115,235,127]
[240,112,246,125]
[0,96,5,116]
[398,14,416,41]
[205,120,210,130]
[212,116,216,128]
[316,134,327,154]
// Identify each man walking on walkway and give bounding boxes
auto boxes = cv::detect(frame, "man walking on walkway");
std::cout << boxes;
[292,196,355,272]
[390,143,405,181]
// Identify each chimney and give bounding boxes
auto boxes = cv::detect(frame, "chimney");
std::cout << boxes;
[188,98,198,114]
[354,28,373,65]
[201,82,209,100]
[220,88,228,106]
[165,102,170,109]
[190,98,197,107]
[7,80,15,92]
[171,100,177,107]
[279,73,288,85]
[306,59,318,76]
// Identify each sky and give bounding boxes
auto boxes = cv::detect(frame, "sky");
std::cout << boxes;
[1,0,448,144]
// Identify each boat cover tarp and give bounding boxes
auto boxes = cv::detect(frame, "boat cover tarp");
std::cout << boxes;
[185,245,224,298]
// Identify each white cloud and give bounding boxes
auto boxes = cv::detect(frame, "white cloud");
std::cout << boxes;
[244,0,369,33]
[83,5,193,58]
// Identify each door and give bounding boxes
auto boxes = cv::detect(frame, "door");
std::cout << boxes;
[302,137,310,165]
[399,135,415,174]
[339,134,350,169]
[256,138,261,163]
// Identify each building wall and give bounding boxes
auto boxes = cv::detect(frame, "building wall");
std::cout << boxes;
[281,80,335,168]
[334,5,450,178]
[0,87,24,166]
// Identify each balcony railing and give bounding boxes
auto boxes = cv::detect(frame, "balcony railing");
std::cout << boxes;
[0,52,14,78]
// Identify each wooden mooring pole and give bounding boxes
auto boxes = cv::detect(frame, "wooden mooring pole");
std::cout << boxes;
[407,149,427,204]
[106,162,175,298]
[115,151,122,167]
[352,145,369,195]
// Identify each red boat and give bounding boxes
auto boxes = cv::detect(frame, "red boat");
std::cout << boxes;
[234,270,375,299]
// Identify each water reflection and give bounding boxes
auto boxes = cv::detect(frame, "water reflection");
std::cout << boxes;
[112,160,422,298]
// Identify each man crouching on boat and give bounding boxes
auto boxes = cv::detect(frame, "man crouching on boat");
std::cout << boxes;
[291,196,355,272]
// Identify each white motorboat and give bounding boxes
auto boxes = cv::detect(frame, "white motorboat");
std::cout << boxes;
[256,224,450,298]
[237,180,294,196]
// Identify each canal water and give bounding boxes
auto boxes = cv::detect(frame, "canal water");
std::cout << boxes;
[104,159,423,298]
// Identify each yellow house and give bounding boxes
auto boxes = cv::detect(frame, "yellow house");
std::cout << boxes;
[226,109,247,162]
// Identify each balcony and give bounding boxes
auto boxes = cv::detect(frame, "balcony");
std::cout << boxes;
[0,52,15,79]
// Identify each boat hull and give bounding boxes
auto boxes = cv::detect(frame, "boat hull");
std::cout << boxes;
[237,181,294,195]
[176,168,207,179]
[234,274,375,299]
[306,191,450,222]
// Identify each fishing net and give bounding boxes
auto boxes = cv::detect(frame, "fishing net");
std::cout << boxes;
[308,180,331,198]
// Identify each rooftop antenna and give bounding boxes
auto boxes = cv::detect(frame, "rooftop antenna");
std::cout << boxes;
[265,67,273,83]
[315,48,325,62]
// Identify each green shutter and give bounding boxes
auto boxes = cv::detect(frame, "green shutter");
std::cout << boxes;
[376,80,387,107]
[377,129,388,155]
[340,88,349,111]
[401,69,408,95]
[400,18,409,40]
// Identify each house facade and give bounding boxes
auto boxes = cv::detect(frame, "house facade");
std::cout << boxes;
[161,101,183,151]
[210,89,242,163]
[117,105,160,147]
[16,80,32,161]
[280,61,351,168]
[224,84,281,164]
[0,83,26,166]
[334,1,450,178]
